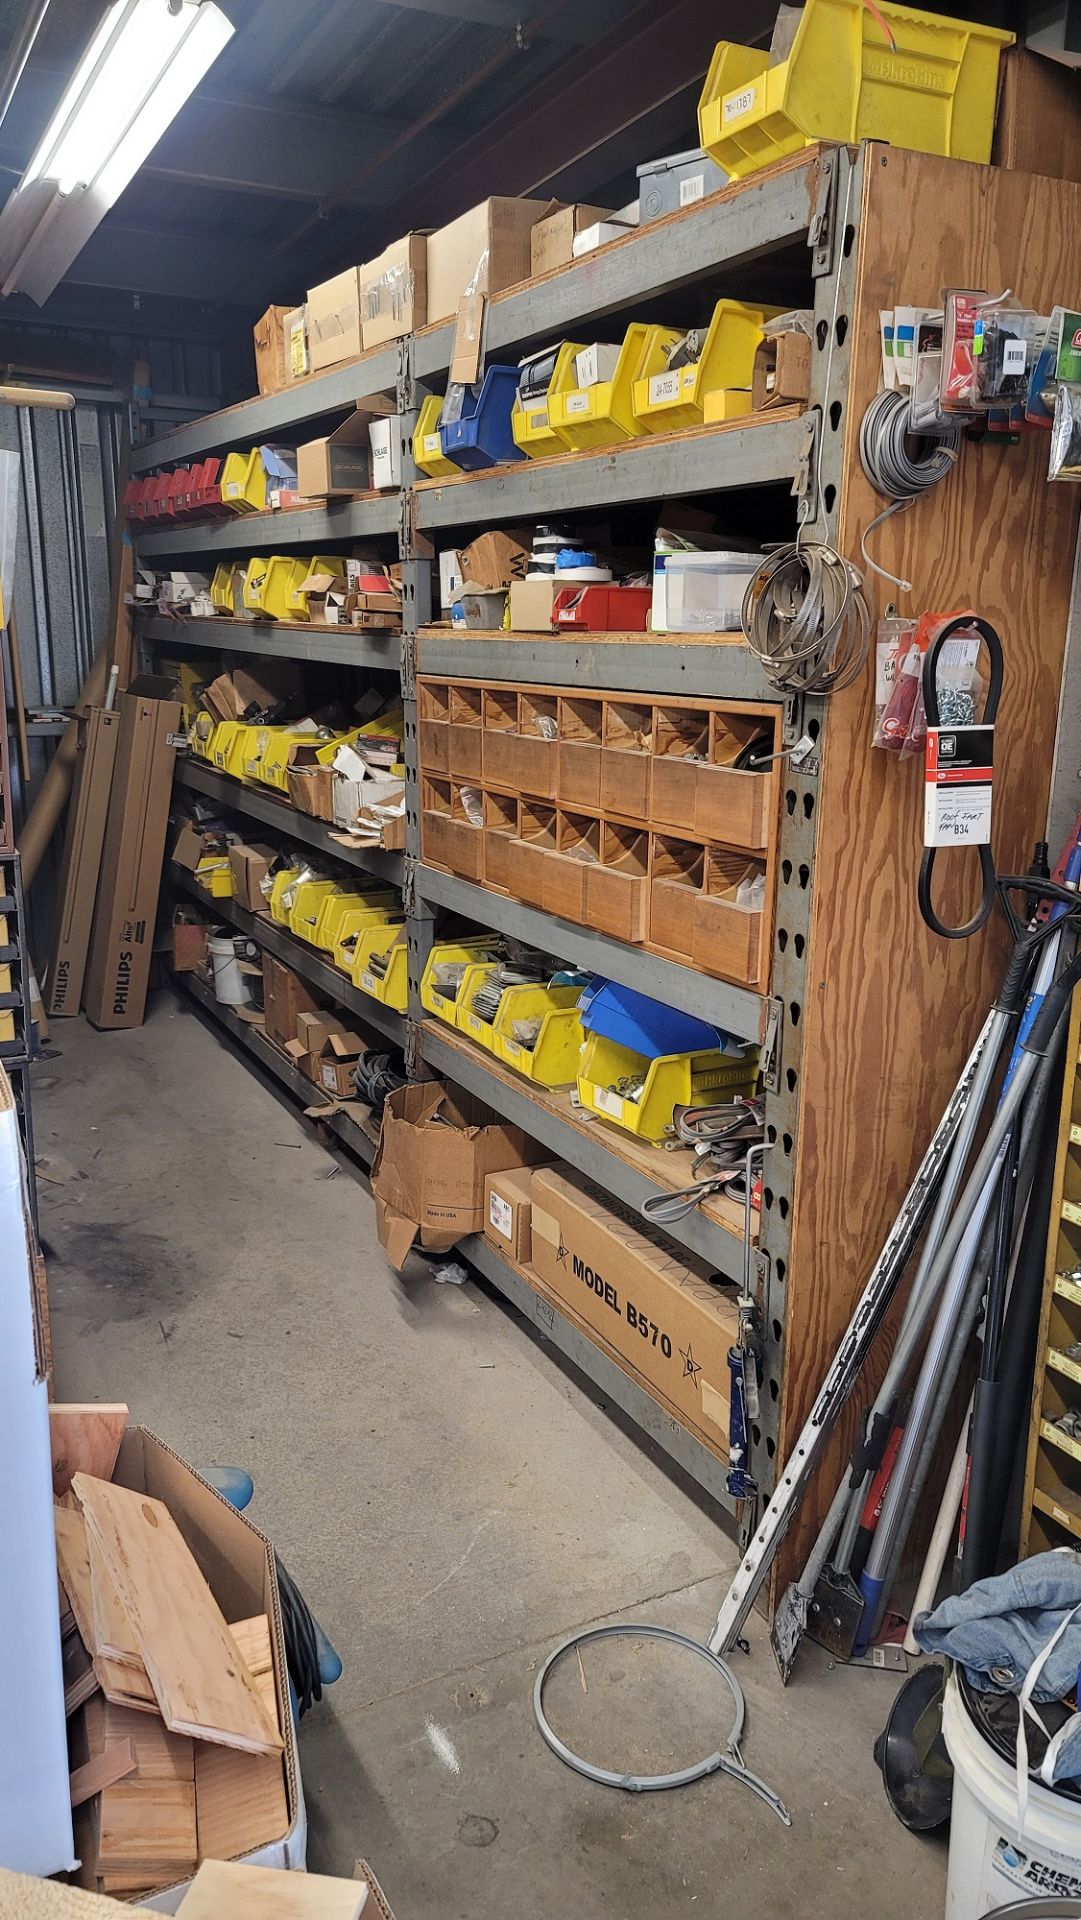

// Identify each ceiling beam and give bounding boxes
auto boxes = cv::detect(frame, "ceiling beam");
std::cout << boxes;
[42,219,268,301]
[0,64,460,208]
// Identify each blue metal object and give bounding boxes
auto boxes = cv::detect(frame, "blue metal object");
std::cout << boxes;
[726,1350,757,1500]
[440,366,525,471]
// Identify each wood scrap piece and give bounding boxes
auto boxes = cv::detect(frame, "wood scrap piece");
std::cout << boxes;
[178,1857,368,1918]
[86,1530,144,1671]
[54,1508,157,1711]
[97,1698,194,1784]
[73,1473,282,1756]
[96,1778,197,1878]
[194,1614,287,1862]
[50,1405,127,1496]
[69,1738,136,1809]
[62,1625,99,1717]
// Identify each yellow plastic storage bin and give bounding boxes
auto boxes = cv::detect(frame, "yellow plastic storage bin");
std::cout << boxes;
[548,325,682,449]
[287,555,347,619]
[351,921,408,1011]
[315,889,397,955]
[242,554,309,621]
[413,396,458,479]
[267,866,303,924]
[188,712,216,761]
[210,562,237,613]
[251,727,323,791]
[419,940,501,1024]
[577,1031,758,1142]
[632,299,780,431]
[219,448,268,514]
[195,855,232,898]
[216,722,263,783]
[511,342,586,458]
[698,0,1013,182]
[208,721,243,776]
[288,878,339,942]
[493,983,583,1088]
[333,902,400,976]
[455,960,503,1053]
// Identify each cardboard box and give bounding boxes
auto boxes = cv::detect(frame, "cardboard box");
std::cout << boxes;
[48,706,120,1017]
[171,906,208,972]
[263,955,321,1048]
[426,196,547,324]
[508,578,559,631]
[575,342,621,388]
[229,841,275,912]
[528,1166,739,1455]
[111,1428,303,1898]
[752,330,811,412]
[361,233,428,347]
[483,1167,534,1264]
[457,529,528,592]
[368,416,402,490]
[439,549,463,610]
[252,305,290,396]
[284,305,309,383]
[286,763,335,820]
[296,407,379,497]
[315,1028,367,1098]
[306,266,363,372]
[84,685,182,1031]
[530,202,613,275]
[371,1081,548,1270]
[572,214,638,258]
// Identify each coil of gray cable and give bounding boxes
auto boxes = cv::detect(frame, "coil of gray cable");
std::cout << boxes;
[741,539,872,696]
[858,386,962,591]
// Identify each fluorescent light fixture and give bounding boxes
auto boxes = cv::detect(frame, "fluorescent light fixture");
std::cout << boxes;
[0,0,233,303]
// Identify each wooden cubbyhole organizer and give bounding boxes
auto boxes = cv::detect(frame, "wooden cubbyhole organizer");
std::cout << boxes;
[417,677,780,992]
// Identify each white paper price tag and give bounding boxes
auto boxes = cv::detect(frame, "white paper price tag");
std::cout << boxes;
[594,1087,624,1120]
[648,371,680,404]
[924,724,994,848]
[564,393,590,415]
[488,1192,513,1240]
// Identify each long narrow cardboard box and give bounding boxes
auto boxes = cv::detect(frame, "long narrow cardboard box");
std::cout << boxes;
[83,679,181,1031]
[47,707,120,1017]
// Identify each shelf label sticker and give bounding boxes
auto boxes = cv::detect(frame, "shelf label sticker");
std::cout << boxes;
[529,412,548,431]
[422,434,441,455]
[1051,1348,1081,1386]
[1043,1418,1081,1464]
[564,393,590,415]
[924,723,993,848]
[648,371,681,405]
[488,1191,513,1240]
[724,83,758,122]
[679,172,706,206]
[593,1087,624,1121]
[360,971,377,992]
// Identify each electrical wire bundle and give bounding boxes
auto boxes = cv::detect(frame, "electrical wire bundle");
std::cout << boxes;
[352,1048,406,1110]
[274,1553,322,1716]
[741,538,872,696]
[858,386,962,592]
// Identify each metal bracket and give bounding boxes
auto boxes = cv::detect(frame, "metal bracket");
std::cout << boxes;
[792,407,820,526]
[760,996,784,1092]
[401,852,418,917]
[809,150,839,278]
[401,625,417,700]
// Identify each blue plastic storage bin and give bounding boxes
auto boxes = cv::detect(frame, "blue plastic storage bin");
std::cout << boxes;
[440,366,525,471]
[577,978,722,1057]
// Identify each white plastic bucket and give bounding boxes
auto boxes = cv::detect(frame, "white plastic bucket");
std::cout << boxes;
[207,931,249,1007]
[943,1671,1081,1916]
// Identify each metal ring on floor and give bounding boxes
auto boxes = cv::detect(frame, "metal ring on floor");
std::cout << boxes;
[532,1622,790,1822]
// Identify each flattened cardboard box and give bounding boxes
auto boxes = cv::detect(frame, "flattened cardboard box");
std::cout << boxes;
[47,706,120,1017]
[84,689,182,1031]
[529,1166,739,1455]
[371,1081,548,1271]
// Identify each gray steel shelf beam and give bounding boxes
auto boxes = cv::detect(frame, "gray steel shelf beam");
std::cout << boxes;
[171,968,376,1165]
[416,863,764,1039]
[412,416,805,529]
[416,633,778,701]
[131,347,401,472]
[419,1022,745,1280]
[135,495,399,557]
[141,611,401,672]
[168,864,405,1047]
[413,160,817,379]
[462,1232,736,1516]
[175,760,404,886]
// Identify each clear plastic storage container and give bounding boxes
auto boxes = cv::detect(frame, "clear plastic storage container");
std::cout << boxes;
[663,550,757,633]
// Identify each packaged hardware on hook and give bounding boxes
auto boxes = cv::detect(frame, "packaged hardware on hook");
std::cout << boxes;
[1049,383,1081,481]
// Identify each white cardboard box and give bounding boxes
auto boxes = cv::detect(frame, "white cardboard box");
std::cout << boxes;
[574,343,621,388]
[0,1070,75,1877]
[369,416,403,490]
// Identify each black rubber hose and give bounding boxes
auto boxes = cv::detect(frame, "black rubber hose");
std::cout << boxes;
[959,1124,1020,1590]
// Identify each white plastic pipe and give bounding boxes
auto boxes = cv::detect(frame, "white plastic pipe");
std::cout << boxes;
[902,1415,969,1655]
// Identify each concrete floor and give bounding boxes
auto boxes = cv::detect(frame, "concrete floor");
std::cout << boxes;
[38,995,948,1919]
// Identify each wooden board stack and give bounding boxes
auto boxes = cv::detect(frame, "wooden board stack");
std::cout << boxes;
[50,1407,290,1902]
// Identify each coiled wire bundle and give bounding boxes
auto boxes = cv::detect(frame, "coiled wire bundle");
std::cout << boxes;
[858,386,962,592]
[741,539,872,696]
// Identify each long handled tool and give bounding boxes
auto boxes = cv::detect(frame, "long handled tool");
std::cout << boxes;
[711,884,1081,1665]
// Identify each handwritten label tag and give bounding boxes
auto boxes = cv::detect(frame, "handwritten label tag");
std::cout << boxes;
[924,724,993,848]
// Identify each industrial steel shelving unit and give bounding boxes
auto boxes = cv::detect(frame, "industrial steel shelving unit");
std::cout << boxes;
[136,143,1081,1584]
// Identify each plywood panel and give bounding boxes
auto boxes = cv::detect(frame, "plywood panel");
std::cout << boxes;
[776,147,1081,1590]
[179,1858,367,1920]
[73,1475,281,1756]
[50,1406,127,1497]
[195,1614,289,1863]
